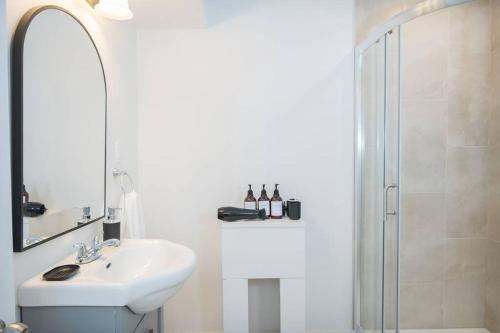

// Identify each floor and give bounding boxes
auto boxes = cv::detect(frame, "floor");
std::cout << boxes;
[397,329,490,333]
[367,328,490,333]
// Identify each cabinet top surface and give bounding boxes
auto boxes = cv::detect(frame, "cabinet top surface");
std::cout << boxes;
[221,218,305,229]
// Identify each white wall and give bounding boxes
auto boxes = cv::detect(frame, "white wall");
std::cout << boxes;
[0,0,16,323]
[2,0,138,318]
[137,0,354,331]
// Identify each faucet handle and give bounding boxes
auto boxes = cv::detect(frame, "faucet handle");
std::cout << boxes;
[92,235,100,250]
[73,242,87,259]
[74,206,91,218]
[82,206,91,218]
[3,322,29,333]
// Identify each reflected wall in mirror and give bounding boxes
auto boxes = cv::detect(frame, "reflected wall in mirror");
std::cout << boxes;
[11,6,107,252]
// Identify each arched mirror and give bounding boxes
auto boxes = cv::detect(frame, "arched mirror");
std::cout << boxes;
[11,6,107,252]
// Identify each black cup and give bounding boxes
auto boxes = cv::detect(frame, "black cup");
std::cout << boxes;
[286,199,301,220]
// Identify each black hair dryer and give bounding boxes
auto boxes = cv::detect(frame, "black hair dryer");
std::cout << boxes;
[218,207,266,222]
[23,202,47,217]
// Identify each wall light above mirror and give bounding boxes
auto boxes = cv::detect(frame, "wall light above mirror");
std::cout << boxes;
[87,0,133,21]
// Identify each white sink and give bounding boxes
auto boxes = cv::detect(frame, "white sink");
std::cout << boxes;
[18,239,196,314]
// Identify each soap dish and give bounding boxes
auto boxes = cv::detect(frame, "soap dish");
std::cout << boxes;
[43,264,80,281]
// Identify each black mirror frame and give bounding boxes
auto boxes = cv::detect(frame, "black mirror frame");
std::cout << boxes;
[11,5,107,252]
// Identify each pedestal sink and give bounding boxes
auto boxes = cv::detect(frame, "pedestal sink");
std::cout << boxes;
[18,239,196,314]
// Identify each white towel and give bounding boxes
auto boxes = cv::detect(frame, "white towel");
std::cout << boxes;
[119,190,146,238]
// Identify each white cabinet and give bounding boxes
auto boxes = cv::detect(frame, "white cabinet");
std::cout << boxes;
[221,219,306,333]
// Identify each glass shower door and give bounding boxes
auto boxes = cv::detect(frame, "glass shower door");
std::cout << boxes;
[356,28,400,333]
[357,36,386,333]
[383,27,400,333]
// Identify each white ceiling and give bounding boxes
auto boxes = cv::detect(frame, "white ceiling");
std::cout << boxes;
[129,0,208,28]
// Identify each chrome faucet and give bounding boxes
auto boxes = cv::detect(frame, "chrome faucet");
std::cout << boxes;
[0,320,29,333]
[76,206,92,226]
[73,236,120,264]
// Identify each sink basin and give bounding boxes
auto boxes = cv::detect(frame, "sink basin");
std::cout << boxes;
[18,239,196,314]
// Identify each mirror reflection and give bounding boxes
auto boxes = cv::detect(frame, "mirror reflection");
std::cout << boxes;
[18,8,106,249]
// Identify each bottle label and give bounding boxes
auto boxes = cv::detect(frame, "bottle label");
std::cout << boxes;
[258,201,270,216]
[271,201,283,217]
[244,201,257,210]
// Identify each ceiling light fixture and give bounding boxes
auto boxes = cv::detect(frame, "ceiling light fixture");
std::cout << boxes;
[87,0,134,21]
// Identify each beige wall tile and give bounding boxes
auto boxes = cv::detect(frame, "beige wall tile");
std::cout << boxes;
[444,238,486,280]
[488,17,500,332]
[488,146,500,198]
[443,276,485,327]
[447,0,490,147]
[400,282,444,329]
[449,0,490,53]
[493,0,500,51]
[401,100,447,193]
[486,286,500,333]
[446,147,488,238]
[447,63,490,147]
[487,194,500,242]
[401,9,449,101]
[448,86,489,147]
[486,240,500,333]
[490,50,500,146]
[492,50,500,110]
[446,192,488,238]
[400,193,445,283]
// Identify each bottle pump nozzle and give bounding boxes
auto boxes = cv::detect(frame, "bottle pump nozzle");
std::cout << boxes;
[107,207,121,221]
[274,184,280,195]
[247,184,253,196]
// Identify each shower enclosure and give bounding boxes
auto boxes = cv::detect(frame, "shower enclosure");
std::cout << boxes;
[355,1,500,333]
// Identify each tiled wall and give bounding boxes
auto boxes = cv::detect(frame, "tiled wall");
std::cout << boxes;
[399,0,493,329]
[486,1,500,332]
[400,8,449,328]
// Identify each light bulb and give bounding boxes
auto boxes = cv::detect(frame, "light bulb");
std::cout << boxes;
[91,0,133,21]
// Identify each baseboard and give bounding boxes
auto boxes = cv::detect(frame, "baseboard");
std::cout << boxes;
[171,331,354,333]
[309,331,355,333]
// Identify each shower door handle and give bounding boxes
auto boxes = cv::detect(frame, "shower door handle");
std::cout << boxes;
[384,184,398,219]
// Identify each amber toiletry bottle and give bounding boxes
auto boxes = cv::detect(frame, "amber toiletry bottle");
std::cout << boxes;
[258,184,271,218]
[270,184,284,219]
[244,184,257,210]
